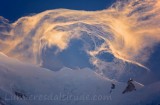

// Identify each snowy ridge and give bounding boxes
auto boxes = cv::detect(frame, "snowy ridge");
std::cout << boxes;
[0,53,159,105]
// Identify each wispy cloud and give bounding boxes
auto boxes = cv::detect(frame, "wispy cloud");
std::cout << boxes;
[0,0,159,72]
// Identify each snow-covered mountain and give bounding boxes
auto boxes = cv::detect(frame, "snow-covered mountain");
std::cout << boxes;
[0,53,159,105]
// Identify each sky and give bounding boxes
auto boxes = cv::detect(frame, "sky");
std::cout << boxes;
[0,0,116,22]
[0,0,159,86]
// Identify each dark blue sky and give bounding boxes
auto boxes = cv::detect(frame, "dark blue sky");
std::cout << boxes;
[0,0,115,22]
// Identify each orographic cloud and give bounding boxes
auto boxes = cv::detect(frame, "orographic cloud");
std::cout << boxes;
[0,0,160,72]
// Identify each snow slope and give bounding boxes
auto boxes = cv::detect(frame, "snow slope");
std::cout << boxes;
[0,53,159,105]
